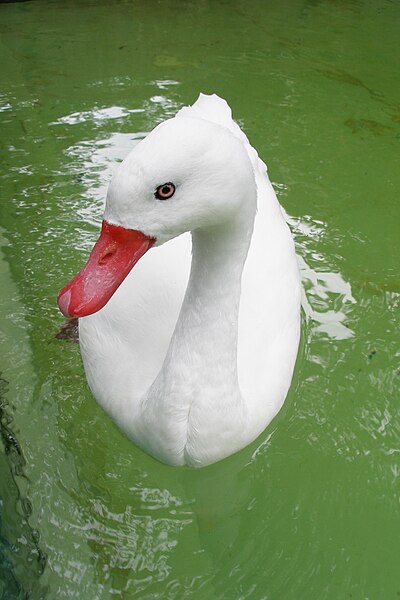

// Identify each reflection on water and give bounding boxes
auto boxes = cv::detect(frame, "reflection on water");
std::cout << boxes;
[287,213,356,340]
[0,375,41,599]
[65,133,145,233]
[0,252,47,598]
[51,106,145,126]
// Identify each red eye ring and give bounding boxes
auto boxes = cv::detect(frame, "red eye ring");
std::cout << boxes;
[155,182,175,200]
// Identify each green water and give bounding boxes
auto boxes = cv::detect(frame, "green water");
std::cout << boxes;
[0,0,399,598]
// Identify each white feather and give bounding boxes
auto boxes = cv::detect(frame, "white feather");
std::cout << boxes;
[78,93,301,467]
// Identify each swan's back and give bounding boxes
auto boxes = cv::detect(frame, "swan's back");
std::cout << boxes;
[178,94,301,434]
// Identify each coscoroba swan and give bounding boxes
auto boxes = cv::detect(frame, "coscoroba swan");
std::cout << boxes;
[58,94,301,467]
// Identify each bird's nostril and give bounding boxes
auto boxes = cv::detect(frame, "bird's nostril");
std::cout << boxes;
[99,248,117,265]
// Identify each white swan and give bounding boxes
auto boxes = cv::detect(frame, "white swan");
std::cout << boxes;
[58,94,301,467]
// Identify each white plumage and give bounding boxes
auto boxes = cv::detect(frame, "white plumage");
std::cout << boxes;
[71,94,301,467]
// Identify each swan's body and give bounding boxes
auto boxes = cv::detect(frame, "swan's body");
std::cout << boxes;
[59,94,301,467]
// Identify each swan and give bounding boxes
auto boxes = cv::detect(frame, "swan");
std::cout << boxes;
[57,93,301,467]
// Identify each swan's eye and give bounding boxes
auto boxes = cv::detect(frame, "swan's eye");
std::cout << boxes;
[155,182,175,200]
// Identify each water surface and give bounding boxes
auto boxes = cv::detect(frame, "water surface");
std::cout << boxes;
[0,1,399,598]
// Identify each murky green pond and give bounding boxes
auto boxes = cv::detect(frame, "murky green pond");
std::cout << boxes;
[1,0,399,598]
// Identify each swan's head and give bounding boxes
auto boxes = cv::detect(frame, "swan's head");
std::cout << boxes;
[106,117,256,243]
[58,116,256,318]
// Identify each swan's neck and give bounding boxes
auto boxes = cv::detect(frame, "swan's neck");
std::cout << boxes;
[172,219,252,383]
[142,210,255,465]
